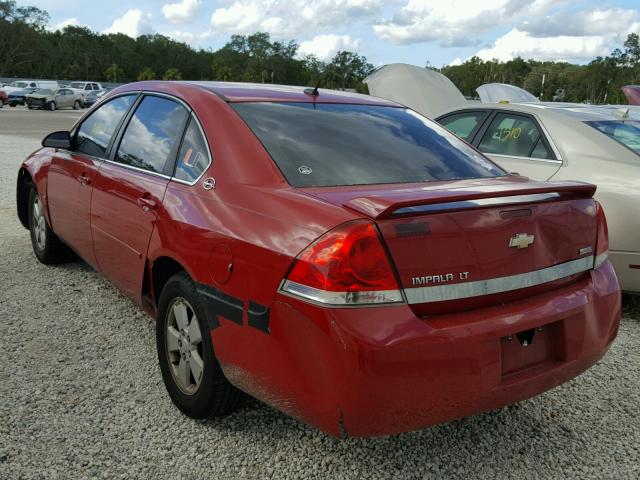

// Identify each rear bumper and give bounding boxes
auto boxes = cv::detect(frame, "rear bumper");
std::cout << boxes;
[610,250,640,293]
[220,261,620,437]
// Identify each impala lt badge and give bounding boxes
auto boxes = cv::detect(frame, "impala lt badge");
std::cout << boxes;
[509,233,535,249]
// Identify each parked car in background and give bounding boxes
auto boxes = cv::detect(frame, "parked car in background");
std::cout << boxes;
[623,85,640,105]
[16,81,619,437]
[366,64,640,293]
[81,88,110,108]
[2,80,59,94]
[26,88,82,111]
[0,89,7,107]
[8,87,39,106]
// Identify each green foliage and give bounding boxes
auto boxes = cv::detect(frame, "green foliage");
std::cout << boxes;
[105,63,124,82]
[3,0,638,103]
[440,36,640,104]
[162,68,182,80]
[137,67,155,81]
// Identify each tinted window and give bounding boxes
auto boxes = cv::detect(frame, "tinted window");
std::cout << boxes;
[75,95,136,158]
[439,111,488,140]
[233,103,504,187]
[585,120,640,156]
[479,113,552,159]
[174,117,211,182]
[115,96,188,174]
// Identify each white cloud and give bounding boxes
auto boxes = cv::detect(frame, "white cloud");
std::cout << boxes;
[51,17,79,31]
[210,0,384,37]
[475,28,613,62]
[104,9,153,38]
[373,0,564,46]
[162,0,201,24]
[298,34,360,60]
[474,8,640,62]
[168,31,195,43]
[449,57,463,66]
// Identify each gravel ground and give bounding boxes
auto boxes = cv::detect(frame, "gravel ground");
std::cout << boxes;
[1,107,639,480]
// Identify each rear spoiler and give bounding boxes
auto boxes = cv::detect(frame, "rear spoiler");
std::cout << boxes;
[343,181,597,219]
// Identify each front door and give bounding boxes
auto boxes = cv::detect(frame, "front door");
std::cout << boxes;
[46,94,137,267]
[90,94,189,301]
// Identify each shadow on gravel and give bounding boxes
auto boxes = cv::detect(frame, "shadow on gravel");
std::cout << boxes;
[622,293,640,319]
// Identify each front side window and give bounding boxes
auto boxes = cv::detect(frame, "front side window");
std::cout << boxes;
[174,117,211,183]
[585,120,640,156]
[233,102,504,187]
[478,113,552,159]
[75,95,136,158]
[439,111,489,140]
[115,95,188,174]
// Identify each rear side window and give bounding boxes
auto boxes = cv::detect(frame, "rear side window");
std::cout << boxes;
[174,117,211,183]
[478,113,552,159]
[115,95,188,174]
[233,102,504,187]
[439,111,488,140]
[75,94,136,158]
[585,120,640,156]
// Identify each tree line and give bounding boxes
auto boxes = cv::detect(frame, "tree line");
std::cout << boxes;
[2,0,640,103]
[439,34,640,104]
[0,1,373,91]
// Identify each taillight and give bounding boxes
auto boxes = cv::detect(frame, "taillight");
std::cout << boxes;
[281,221,403,305]
[594,201,609,268]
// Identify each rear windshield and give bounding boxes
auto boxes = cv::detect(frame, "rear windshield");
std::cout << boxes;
[585,120,640,156]
[233,102,505,187]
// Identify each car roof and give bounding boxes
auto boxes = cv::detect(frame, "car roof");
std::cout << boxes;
[120,80,401,106]
[441,101,640,122]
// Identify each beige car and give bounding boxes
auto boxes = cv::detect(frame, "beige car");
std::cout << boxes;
[366,64,640,292]
[26,88,82,111]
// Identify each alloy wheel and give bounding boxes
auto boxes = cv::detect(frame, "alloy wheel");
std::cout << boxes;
[32,195,47,251]
[165,297,204,395]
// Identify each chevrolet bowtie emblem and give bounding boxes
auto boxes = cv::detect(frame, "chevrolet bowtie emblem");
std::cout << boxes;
[509,233,535,249]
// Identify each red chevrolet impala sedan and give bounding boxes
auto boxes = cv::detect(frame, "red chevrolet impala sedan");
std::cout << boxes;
[16,81,620,437]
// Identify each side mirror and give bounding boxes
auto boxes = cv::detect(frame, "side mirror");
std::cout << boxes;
[42,131,71,149]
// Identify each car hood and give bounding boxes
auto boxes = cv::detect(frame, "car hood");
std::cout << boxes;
[364,63,468,118]
[476,83,539,103]
[26,94,51,99]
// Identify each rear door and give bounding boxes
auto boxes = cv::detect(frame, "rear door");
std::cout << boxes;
[90,94,189,301]
[47,94,137,268]
[473,111,561,180]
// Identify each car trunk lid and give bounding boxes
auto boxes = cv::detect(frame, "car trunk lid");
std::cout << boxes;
[304,177,598,315]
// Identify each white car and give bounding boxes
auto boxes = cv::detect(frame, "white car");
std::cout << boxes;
[2,80,60,94]
[68,81,104,97]
[366,64,640,293]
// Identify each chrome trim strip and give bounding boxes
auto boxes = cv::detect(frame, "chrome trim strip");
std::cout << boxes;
[488,153,562,164]
[280,280,404,306]
[594,251,608,269]
[103,158,172,179]
[404,256,594,304]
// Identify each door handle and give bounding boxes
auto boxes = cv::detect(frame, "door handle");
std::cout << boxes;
[77,174,91,185]
[137,196,158,212]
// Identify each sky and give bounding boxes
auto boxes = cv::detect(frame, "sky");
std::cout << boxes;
[27,0,640,66]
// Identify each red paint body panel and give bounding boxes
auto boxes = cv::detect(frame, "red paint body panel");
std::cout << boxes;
[622,85,640,105]
[17,81,621,437]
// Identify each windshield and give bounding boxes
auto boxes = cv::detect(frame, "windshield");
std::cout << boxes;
[585,120,640,156]
[233,102,505,187]
[11,81,28,88]
[70,82,85,89]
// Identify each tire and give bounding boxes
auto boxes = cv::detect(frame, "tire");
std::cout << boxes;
[10,103,16,108]
[73,100,80,110]
[28,186,72,264]
[48,101,56,111]
[157,272,242,418]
